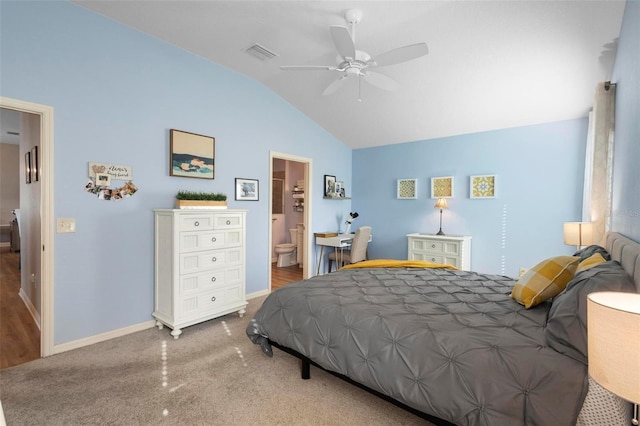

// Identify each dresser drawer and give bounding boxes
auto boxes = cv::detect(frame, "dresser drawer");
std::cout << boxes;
[179,214,215,231]
[410,238,460,255]
[213,213,243,229]
[179,229,243,253]
[179,286,243,319]
[180,266,243,295]
[180,247,243,274]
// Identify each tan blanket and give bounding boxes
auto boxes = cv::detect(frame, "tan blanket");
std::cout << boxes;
[340,259,458,270]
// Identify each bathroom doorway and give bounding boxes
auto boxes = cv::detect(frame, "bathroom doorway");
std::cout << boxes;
[269,152,311,291]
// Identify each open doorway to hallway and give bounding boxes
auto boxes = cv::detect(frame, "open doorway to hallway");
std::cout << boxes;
[269,153,311,291]
[0,107,41,368]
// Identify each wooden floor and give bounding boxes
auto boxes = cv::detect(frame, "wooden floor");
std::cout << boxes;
[271,262,303,290]
[0,247,40,369]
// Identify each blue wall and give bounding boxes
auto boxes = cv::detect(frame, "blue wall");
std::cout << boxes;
[353,118,588,276]
[0,1,352,344]
[610,0,640,241]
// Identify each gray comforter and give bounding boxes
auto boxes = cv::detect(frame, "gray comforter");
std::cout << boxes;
[247,267,588,425]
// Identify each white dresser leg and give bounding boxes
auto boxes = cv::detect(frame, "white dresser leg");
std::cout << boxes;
[238,308,246,318]
[170,328,182,339]
[155,320,164,330]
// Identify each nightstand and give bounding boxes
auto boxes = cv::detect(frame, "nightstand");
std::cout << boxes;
[406,233,472,271]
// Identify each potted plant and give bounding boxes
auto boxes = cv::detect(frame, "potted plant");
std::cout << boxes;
[175,190,228,209]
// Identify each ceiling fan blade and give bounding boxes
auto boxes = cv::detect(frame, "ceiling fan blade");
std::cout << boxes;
[362,71,399,91]
[330,26,356,60]
[280,65,336,71]
[370,42,428,67]
[322,74,349,96]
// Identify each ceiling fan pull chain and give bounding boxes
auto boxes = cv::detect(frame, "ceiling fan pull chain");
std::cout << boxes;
[358,75,362,102]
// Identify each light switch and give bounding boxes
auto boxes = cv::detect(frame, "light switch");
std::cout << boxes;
[57,218,76,233]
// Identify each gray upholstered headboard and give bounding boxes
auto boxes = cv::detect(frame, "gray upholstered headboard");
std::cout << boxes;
[605,232,640,292]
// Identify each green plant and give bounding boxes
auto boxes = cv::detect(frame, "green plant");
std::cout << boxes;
[176,190,227,201]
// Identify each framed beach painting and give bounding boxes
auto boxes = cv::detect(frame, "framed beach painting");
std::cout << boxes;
[170,129,215,179]
[431,176,454,198]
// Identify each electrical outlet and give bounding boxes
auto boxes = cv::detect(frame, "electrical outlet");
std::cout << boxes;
[56,218,76,233]
[519,268,527,277]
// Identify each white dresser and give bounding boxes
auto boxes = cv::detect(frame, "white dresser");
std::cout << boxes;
[406,233,472,271]
[154,209,247,339]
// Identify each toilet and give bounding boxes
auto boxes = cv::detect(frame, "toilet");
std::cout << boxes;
[275,229,297,267]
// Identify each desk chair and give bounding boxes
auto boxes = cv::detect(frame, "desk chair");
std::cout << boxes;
[328,226,372,272]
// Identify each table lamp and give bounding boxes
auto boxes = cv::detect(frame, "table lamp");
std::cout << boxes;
[587,292,640,425]
[563,222,594,250]
[434,198,448,236]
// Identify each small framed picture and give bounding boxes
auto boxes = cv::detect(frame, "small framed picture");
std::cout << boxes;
[235,178,259,201]
[470,175,497,198]
[397,178,417,199]
[324,175,336,197]
[31,146,39,182]
[25,152,31,184]
[335,181,344,197]
[95,173,112,187]
[431,176,454,198]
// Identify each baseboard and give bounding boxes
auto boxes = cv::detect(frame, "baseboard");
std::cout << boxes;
[18,288,41,330]
[52,320,156,355]
[247,289,270,299]
[0,242,9,248]
[49,292,268,356]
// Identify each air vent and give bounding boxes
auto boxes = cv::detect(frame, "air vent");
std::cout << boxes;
[243,43,278,61]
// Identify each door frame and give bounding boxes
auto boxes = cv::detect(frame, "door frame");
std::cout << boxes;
[0,97,54,357]
[269,151,313,289]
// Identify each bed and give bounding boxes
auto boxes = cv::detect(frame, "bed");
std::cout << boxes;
[247,232,640,425]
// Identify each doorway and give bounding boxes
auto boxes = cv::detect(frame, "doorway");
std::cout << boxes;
[0,97,55,361]
[269,152,312,291]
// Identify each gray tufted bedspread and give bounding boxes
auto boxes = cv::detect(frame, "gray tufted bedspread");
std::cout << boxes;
[246,267,588,425]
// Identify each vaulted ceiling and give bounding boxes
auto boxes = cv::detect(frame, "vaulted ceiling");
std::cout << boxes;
[74,1,625,149]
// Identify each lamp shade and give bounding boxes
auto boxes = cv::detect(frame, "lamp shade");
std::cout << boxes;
[434,198,448,209]
[563,222,594,246]
[587,291,640,404]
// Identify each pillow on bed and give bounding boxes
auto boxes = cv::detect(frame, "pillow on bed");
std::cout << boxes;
[511,255,580,308]
[572,244,611,261]
[575,252,606,273]
[545,261,636,364]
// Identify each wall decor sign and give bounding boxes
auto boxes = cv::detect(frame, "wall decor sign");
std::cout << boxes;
[324,175,336,197]
[170,129,215,179]
[31,146,39,182]
[397,178,417,199]
[431,176,454,198]
[88,162,133,180]
[470,175,496,198]
[235,178,259,201]
[25,151,31,184]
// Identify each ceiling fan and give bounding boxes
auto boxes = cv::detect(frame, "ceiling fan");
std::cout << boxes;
[280,9,428,98]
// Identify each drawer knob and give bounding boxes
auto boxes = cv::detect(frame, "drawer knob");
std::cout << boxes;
[211,257,217,262]
[211,296,217,302]
[431,258,436,262]
[194,221,200,227]
[211,276,216,282]
[211,237,217,242]
[431,244,436,248]
[226,220,231,225]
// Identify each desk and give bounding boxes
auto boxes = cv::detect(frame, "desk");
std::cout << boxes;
[315,233,372,275]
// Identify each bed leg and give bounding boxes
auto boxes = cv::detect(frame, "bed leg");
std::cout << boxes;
[301,359,310,380]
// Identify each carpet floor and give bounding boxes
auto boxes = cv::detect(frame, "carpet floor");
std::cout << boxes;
[0,296,432,425]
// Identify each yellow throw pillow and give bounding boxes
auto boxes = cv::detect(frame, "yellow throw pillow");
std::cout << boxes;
[511,255,580,308]
[575,252,606,273]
